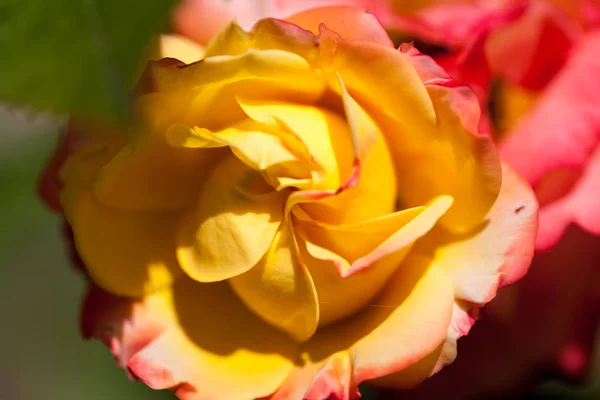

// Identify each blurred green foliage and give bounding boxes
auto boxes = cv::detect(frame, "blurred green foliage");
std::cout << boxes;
[0,0,178,119]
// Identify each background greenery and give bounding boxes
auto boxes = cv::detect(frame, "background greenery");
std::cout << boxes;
[0,109,599,399]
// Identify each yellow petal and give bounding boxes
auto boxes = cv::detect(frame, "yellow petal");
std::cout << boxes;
[229,220,319,342]
[296,195,453,326]
[153,34,205,64]
[176,155,288,282]
[59,143,117,222]
[166,120,314,190]
[202,18,495,232]
[315,25,499,232]
[237,99,354,191]
[127,278,297,400]
[301,255,454,385]
[136,47,326,135]
[70,191,182,297]
[300,76,397,224]
[92,131,226,211]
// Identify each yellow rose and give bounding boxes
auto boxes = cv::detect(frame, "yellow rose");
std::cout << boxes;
[50,6,538,400]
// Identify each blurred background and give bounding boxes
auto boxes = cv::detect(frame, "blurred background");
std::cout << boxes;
[1,108,599,400]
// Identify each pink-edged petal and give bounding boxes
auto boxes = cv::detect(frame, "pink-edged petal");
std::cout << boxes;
[499,31,600,187]
[372,163,537,390]
[391,226,600,399]
[84,277,297,400]
[428,162,538,304]
[394,43,501,232]
[372,301,478,389]
[127,280,297,400]
[303,352,360,400]
[348,257,454,383]
[80,284,170,371]
[286,6,393,46]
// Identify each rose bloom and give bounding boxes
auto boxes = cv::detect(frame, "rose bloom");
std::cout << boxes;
[372,0,600,398]
[39,5,538,400]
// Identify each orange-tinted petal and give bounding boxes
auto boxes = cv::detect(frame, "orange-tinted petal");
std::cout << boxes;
[286,6,393,47]
[69,191,182,297]
[229,220,319,342]
[176,155,287,282]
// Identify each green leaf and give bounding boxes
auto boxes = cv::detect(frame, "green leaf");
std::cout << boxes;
[0,0,180,120]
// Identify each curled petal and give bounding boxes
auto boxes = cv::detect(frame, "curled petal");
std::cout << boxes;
[296,195,452,326]
[176,156,287,282]
[299,75,397,225]
[237,99,353,191]
[167,120,314,190]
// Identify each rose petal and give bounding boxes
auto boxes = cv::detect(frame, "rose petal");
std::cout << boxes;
[167,120,314,190]
[69,191,182,297]
[307,255,454,386]
[286,6,393,47]
[299,76,397,224]
[425,162,538,304]
[80,284,171,369]
[236,99,354,191]
[391,226,600,399]
[92,132,223,211]
[176,155,288,282]
[327,30,500,232]
[123,278,297,400]
[229,219,319,342]
[150,34,205,64]
[296,195,452,326]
